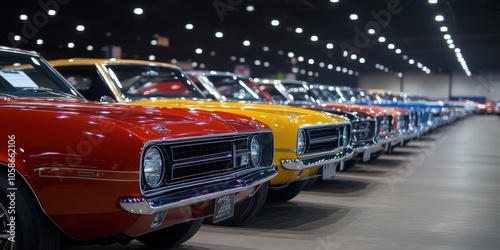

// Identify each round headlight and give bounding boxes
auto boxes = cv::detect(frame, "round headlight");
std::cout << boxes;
[143,147,164,188]
[297,130,306,155]
[250,136,262,167]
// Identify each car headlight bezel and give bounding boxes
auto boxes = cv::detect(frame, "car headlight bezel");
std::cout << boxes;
[297,129,306,156]
[143,146,165,188]
[250,135,262,167]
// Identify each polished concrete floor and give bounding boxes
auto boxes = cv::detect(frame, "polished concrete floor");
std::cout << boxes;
[64,115,500,250]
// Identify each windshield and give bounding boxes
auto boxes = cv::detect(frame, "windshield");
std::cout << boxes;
[104,64,205,101]
[281,83,321,103]
[0,51,80,98]
[204,75,264,101]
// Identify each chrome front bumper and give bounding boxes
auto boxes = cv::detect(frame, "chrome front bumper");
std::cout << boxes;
[120,165,278,215]
[281,146,354,171]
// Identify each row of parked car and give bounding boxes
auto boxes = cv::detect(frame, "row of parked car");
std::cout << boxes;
[0,46,471,249]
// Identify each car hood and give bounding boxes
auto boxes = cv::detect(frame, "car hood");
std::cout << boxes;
[132,99,350,125]
[0,97,267,140]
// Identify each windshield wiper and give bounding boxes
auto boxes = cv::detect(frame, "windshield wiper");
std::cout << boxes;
[20,87,80,99]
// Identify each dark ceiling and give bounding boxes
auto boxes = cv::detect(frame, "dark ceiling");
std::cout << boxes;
[1,0,498,84]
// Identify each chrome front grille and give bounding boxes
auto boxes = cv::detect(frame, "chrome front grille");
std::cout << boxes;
[352,121,376,142]
[302,124,350,155]
[163,137,250,185]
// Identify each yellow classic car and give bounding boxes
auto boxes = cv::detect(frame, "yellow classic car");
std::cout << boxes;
[49,59,353,224]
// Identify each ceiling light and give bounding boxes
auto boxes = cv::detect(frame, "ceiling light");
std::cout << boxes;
[295,27,303,34]
[298,56,304,62]
[210,51,216,56]
[230,56,236,61]
[409,59,415,64]
[13,35,20,42]
[375,64,380,69]
[328,64,334,70]
[398,72,403,77]
[448,44,455,49]
[311,35,318,41]
[171,59,178,64]
[319,62,325,67]
[292,67,299,73]
[215,32,223,38]
[277,50,284,55]
[326,43,334,49]
[300,69,306,74]
[185,23,194,30]
[264,62,270,67]
[36,39,43,45]
[348,70,353,75]
[446,39,453,44]
[308,59,314,65]
[349,14,358,20]
[239,57,246,63]
[246,5,254,11]
[133,8,143,15]
[402,55,408,60]
[384,68,389,72]
[378,37,386,42]
[288,52,294,58]
[359,58,365,63]
[454,48,461,53]
[308,71,313,76]
[342,68,348,73]
[422,66,428,71]
[20,14,28,20]
[428,0,438,3]
[254,60,261,65]
[195,48,203,54]
[67,42,74,48]
[443,34,451,39]
[271,20,279,26]
[76,25,85,31]
[86,45,93,51]
[379,65,385,70]
[440,26,448,32]
[335,66,341,71]
[330,0,339,3]
[435,15,444,21]
[150,40,157,45]
[388,43,395,49]
[243,40,251,46]
[343,51,348,57]
[350,54,357,60]
[314,72,319,77]
[263,46,269,51]
[48,10,56,16]
[355,72,360,76]
[426,69,431,74]
[368,29,375,35]
[395,49,401,54]
[417,62,423,68]
[200,63,206,69]
[149,55,156,61]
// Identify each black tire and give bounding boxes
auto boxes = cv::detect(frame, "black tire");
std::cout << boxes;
[267,180,308,202]
[136,219,203,248]
[205,182,269,226]
[0,173,60,250]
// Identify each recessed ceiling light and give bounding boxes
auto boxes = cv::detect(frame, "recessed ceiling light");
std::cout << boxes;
[308,59,314,64]
[150,40,157,45]
[330,0,339,3]
[408,59,415,64]
[428,0,438,3]
[319,62,325,67]
[263,62,270,67]
[326,43,334,49]
[350,54,357,60]
[271,20,279,26]
[230,56,236,61]
[215,32,223,38]
[368,29,375,35]
[378,37,386,42]
[254,60,261,65]
[20,14,28,20]
[311,35,318,41]
[336,66,341,71]
[67,42,74,48]
[36,39,43,45]
[402,55,408,60]
[86,45,93,51]
[388,44,395,49]
[149,55,156,61]
[76,25,85,31]
[210,51,216,56]
[288,52,294,58]
[295,27,303,34]
[298,56,304,62]
[395,49,402,54]
[446,39,453,44]
[185,23,194,30]
[239,57,246,63]
[349,14,358,20]
[454,48,461,53]
[195,48,203,54]
[246,5,254,12]
[435,15,444,21]
[443,34,451,39]
[48,10,56,16]
[448,44,455,49]
[243,40,251,46]
[359,58,365,63]
[263,46,269,51]
[440,26,448,32]
[133,8,143,15]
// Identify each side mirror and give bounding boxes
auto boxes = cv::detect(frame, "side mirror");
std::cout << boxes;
[66,76,92,90]
[99,95,116,103]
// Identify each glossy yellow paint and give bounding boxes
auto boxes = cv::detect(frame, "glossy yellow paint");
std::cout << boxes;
[50,58,349,185]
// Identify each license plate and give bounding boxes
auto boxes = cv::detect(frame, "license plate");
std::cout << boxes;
[322,163,336,180]
[213,194,235,223]
[363,147,371,162]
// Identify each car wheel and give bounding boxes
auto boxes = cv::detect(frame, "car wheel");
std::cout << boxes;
[267,180,308,202]
[205,182,269,226]
[0,173,60,250]
[136,219,203,248]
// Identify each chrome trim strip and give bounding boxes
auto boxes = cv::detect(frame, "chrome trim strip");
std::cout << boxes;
[120,165,278,215]
[281,146,354,170]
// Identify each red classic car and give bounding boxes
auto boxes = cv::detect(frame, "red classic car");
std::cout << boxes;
[0,47,277,249]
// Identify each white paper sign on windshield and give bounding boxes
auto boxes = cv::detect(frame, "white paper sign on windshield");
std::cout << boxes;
[0,70,39,88]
